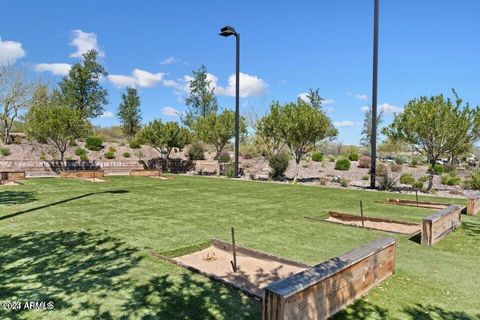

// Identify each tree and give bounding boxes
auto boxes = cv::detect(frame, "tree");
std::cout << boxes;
[382,92,480,190]
[196,109,247,159]
[255,101,286,156]
[0,65,32,144]
[183,65,218,129]
[305,88,324,110]
[276,99,337,182]
[137,120,190,160]
[59,50,108,118]
[25,86,91,164]
[117,87,142,137]
[360,106,383,151]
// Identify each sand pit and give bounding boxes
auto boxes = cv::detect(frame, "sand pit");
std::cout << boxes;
[0,180,22,186]
[158,239,309,298]
[386,198,449,210]
[80,178,107,182]
[308,211,420,235]
[149,176,168,180]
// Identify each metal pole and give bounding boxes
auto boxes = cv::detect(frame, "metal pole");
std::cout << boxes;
[360,200,365,228]
[230,227,237,272]
[370,0,380,189]
[234,34,240,178]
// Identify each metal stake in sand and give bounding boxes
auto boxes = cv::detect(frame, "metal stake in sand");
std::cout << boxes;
[415,189,419,207]
[360,200,365,228]
[230,227,238,272]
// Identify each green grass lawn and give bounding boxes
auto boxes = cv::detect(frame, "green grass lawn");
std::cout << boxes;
[0,175,479,319]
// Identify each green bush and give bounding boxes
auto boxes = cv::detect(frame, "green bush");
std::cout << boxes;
[69,140,78,147]
[311,152,323,162]
[217,151,231,163]
[429,164,444,175]
[376,163,388,177]
[410,156,421,167]
[269,152,289,180]
[0,147,11,157]
[348,153,359,161]
[339,178,349,187]
[441,174,461,186]
[122,152,131,158]
[187,142,205,160]
[464,170,480,190]
[400,173,415,185]
[328,156,336,162]
[362,174,370,181]
[394,156,407,165]
[79,154,88,161]
[411,181,424,189]
[377,173,397,191]
[85,136,103,151]
[335,158,351,171]
[104,151,116,159]
[226,165,235,178]
[418,175,429,183]
[390,163,402,173]
[129,139,141,149]
[74,147,87,156]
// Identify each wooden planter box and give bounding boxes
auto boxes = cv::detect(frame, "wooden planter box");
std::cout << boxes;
[0,171,25,181]
[129,169,162,177]
[467,193,480,216]
[421,205,462,246]
[60,170,105,179]
[262,237,396,320]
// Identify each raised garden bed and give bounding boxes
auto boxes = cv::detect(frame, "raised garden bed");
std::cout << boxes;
[60,170,106,182]
[129,169,162,177]
[385,198,450,210]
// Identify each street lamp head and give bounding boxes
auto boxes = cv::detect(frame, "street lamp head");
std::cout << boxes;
[219,25,237,37]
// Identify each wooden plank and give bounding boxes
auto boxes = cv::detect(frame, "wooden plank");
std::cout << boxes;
[467,193,480,216]
[263,238,396,320]
[421,205,461,246]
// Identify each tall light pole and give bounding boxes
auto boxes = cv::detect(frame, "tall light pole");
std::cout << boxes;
[219,25,240,178]
[370,0,379,189]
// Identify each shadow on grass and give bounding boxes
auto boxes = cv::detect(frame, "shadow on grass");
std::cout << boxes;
[403,304,479,320]
[332,299,390,319]
[0,191,37,206]
[0,190,128,221]
[120,273,260,320]
[462,220,480,237]
[0,230,140,319]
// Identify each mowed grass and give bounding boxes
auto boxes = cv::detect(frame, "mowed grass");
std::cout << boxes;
[0,175,479,319]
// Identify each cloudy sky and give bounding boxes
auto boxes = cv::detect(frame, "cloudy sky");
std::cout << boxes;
[2,0,479,144]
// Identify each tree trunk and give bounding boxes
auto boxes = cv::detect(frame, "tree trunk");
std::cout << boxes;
[293,159,300,183]
[427,159,436,191]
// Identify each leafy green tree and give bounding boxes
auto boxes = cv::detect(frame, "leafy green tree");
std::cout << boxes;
[117,87,142,137]
[137,120,190,160]
[255,101,285,156]
[59,50,108,118]
[305,88,324,110]
[277,99,337,182]
[25,86,91,164]
[183,65,218,129]
[383,92,480,190]
[196,109,247,159]
[360,106,383,151]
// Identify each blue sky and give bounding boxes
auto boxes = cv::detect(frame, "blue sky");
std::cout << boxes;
[2,0,479,144]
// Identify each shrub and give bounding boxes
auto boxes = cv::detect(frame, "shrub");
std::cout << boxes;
[358,156,371,169]
[129,139,141,149]
[443,164,455,173]
[394,155,407,165]
[85,136,103,151]
[187,142,205,160]
[311,152,323,162]
[217,151,231,163]
[339,178,349,187]
[226,165,235,178]
[0,147,11,157]
[269,152,289,180]
[328,156,336,162]
[390,163,402,173]
[377,173,397,191]
[123,152,131,158]
[243,153,254,160]
[418,175,429,183]
[376,162,388,177]
[335,158,351,171]
[429,164,444,175]
[362,174,370,181]
[348,153,359,161]
[74,147,87,156]
[400,173,415,185]
[79,154,88,161]
[39,151,46,160]
[108,146,117,153]
[410,156,422,167]
[104,151,116,159]
[441,174,461,186]
[464,170,480,190]
[69,140,78,147]
[411,181,424,189]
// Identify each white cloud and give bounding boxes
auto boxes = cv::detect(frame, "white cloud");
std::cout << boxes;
[35,63,71,76]
[323,99,335,105]
[162,106,180,117]
[380,103,402,114]
[70,30,104,58]
[355,94,368,101]
[100,111,114,119]
[297,92,309,102]
[108,69,165,88]
[298,93,334,107]
[216,73,267,97]
[334,121,355,127]
[361,106,370,113]
[0,37,26,64]
[160,56,180,65]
